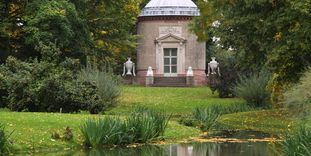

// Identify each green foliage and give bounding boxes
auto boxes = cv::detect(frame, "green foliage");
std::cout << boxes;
[283,69,311,118]
[0,57,111,113]
[193,107,220,131]
[78,65,121,114]
[281,125,311,156]
[209,48,239,98]
[127,107,170,143]
[0,124,12,155]
[80,117,126,147]
[80,107,170,147]
[234,70,271,107]
[193,0,311,105]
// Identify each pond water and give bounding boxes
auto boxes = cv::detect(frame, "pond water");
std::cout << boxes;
[29,141,279,156]
[19,131,281,156]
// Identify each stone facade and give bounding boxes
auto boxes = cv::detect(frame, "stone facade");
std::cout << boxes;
[136,17,206,86]
[136,0,206,86]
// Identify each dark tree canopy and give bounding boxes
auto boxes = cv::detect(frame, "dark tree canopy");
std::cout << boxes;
[192,0,311,104]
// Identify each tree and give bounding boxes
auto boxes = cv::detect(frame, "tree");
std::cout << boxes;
[192,0,311,106]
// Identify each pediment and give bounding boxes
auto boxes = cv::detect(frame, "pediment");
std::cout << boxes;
[155,33,186,43]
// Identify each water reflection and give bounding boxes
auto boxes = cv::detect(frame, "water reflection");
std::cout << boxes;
[30,142,278,156]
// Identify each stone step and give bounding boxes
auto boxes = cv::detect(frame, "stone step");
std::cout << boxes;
[151,83,189,87]
[152,77,188,87]
[154,77,186,83]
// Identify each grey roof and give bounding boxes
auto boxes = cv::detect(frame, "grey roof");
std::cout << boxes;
[140,0,200,17]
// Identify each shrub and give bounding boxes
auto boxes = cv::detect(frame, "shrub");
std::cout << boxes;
[207,48,239,98]
[0,73,7,108]
[281,125,311,156]
[1,57,91,112]
[80,107,170,147]
[0,57,112,113]
[283,68,311,118]
[78,65,121,114]
[233,69,271,107]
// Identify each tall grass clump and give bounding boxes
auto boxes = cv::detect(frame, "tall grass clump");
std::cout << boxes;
[127,107,170,143]
[281,125,311,156]
[283,68,311,118]
[193,107,220,131]
[80,107,170,148]
[233,69,271,107]
[192,104,253,131]
[80,117,126,147]
[0,124,12,155]
[78,65,121,114]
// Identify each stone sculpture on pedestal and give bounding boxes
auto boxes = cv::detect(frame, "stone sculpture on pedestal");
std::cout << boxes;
[207,57,220,77]
[187,66,194,86]
[146,66,154,86]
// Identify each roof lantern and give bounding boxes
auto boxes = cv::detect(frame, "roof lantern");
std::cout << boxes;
[140,0,200,17]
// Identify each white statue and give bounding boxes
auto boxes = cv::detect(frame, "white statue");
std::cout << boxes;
[122,57,136,76]
[207,57,220,76]
[187,66,193,77]
[146,66,153,77]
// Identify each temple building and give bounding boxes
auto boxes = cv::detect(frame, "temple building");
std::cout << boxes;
[136,0,206,86]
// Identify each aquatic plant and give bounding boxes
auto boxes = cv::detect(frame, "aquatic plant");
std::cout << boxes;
[80,107,170,147]
[80,117,125,147]
[0,124,13,155]
[193,107,219,131]
[127,107,170,143]
[281,125,311,156]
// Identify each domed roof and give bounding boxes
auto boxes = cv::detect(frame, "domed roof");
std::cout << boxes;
[140,0,200,17]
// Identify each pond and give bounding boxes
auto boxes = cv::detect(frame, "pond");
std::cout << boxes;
[28,141,279,156]
[24,131,281,156]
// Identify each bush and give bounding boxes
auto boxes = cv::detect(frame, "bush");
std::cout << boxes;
[0,57,121,114]
[0,57,106,113]
[207,48,239,98]
[281,125,311,156]
[233,69,271,107]
[78,65,121,114]
[283,68,311,118]
[0,73,7,108]
[80,107,170,147]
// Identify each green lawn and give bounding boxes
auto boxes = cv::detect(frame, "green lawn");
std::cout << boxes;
[0,86,305,153]
[108,86,244,115]
[217,110,299,135]
[0,111,200,153]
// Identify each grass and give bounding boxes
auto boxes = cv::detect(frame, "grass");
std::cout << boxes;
[0,112,200,153]
[217,109,296,135]
[108,86,244,115]
[0,86,306,154]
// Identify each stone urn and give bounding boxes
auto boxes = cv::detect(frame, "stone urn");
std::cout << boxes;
[122,57,136,76]
[207,57,220,76]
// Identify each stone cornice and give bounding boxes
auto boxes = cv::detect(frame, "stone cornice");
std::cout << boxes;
[138,16,193,22]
